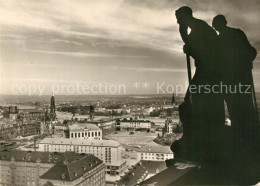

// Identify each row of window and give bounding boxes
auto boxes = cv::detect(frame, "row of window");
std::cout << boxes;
[43,145,113,163]
[71,131,101,138]
[140,153,172,156]
[44,145,111,151]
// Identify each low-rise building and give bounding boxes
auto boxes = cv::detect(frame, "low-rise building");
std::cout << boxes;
[87,118,115,129]
[0,151,105,186]
[38,138,126,176]
[69,123,102,140]
[119,119,151,130]
[137,145,174,162]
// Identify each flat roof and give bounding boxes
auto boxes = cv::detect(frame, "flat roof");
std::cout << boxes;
[0,151,93,164]
[39,138,120,147]
[121,120,151,123]
[137,145,172,154]
[69,123,100,131]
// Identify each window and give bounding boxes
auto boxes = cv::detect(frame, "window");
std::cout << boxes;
[71,133,73,138]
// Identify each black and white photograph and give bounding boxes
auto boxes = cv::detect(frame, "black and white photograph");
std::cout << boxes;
[0,0,260,185]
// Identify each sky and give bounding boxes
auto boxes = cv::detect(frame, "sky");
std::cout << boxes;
[0,0,260,95]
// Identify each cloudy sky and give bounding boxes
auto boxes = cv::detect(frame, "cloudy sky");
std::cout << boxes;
[0,0,260,95]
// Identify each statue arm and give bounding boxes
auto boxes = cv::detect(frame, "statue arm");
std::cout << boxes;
[179,25,188,43]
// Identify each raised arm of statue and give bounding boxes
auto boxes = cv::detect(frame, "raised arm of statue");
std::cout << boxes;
[179,25,188,43]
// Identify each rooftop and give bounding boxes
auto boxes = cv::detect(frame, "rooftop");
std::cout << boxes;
[140,163,196,185]
[137,145,172,154]
[87,118,115,124]
[39,137,121,147]
[40,153,103,182]
[121,119,151,123]
[117,161,167,185]
[0,151,94,164]
[69,123,100,131]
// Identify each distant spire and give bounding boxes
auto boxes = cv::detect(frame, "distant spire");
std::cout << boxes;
[50,93,56,121]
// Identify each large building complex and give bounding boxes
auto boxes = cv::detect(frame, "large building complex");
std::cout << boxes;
[0,151,105,186]
[137,145,174,162]
[38,138,126,176]
[69,123,102,140]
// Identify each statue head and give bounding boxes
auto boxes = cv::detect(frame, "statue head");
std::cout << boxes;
[212,14,227,32]
[175,6,193,27]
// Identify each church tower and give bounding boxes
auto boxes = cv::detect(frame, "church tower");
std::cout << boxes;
[50,93,56,120]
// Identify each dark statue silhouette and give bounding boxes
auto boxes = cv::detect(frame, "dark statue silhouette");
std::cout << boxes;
[170,6,260,184]
[213,14,258,146]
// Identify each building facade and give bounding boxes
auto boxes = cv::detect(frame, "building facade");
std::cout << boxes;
[137,145,174,162]
[0,122,41,140]
[119,119,151,130]
[69,123,102,140]
[38,138,126,176]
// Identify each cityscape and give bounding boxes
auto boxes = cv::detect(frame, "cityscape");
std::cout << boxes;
[0,94,183,185]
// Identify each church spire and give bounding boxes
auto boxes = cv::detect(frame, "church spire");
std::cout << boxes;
[50,93,56,120]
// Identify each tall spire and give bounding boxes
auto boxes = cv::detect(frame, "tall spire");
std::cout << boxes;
[50,93,56,120]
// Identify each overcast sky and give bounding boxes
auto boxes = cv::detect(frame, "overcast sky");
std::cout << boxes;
[0,0,260,95]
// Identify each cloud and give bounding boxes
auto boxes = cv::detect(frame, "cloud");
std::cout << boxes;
[109,66,188,73]
[23,49,148,58]
[0,0,181,53]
